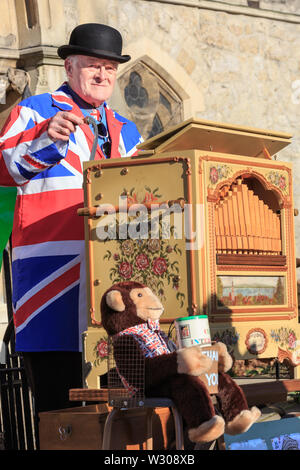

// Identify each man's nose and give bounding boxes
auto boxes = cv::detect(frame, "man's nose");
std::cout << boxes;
[96,66,107,80]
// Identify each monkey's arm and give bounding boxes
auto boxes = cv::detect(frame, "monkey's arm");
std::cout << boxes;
[113,335,212,390]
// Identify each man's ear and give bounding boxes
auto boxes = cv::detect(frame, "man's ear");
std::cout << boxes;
[106,290,125,312]
[64,57,73,78]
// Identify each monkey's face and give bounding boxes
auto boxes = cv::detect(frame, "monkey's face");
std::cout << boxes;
[105,285,164,324]
[129,287,164,322]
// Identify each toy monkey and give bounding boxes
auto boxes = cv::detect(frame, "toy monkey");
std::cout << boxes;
[101,281,261,443]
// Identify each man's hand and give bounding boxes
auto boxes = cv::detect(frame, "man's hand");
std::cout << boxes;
[48,111,84,142]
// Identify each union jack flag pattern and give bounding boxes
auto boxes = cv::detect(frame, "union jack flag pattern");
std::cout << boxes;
[115,320,174,394]
[0,83,143,352]
[116,320,173,358]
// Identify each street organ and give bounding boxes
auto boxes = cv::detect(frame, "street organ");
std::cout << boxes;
[80,118,300,388]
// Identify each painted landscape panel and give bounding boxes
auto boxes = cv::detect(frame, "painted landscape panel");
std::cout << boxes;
[217,275,285,307]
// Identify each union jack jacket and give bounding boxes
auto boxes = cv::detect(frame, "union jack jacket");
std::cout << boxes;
[0,82,142,352]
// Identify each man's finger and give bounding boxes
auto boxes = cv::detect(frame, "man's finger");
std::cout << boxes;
[61,112,84,126]
[48,130,70,142]
[58,120,76,134]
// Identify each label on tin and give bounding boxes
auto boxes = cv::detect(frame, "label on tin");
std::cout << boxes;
[175,316,211,348]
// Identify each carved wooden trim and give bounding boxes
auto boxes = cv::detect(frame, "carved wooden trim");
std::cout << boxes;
[210,313,293,323]
[207,167,287,206]
[217,265,288,272]
[217,254,286,266]
[86,174,101,326]
[174,156,197,314]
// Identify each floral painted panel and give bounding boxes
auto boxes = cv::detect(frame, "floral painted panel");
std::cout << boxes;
[209,164,232,186]
[271,327,300,365]
[102,186,186,308]
[93,335,108,366]
[266,170,288,195]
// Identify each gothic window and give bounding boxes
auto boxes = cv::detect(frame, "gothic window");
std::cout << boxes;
[125,72,149,108]
[148,114,163,139]
[118,62,183,140]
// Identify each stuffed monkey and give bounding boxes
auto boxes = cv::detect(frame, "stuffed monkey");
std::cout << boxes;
[101,281,261,443]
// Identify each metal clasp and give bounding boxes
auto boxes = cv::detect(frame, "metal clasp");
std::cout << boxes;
[58,425,72,441]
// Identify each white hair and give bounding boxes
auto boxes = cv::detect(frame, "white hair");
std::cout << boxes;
[65,55,80,67]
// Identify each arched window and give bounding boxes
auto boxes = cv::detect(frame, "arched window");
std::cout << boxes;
[118,61,183,140]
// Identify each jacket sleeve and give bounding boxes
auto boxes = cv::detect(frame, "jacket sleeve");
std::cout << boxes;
[0,102,68,187]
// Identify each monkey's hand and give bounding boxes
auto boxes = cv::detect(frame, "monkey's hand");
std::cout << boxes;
[214,342,233,373]
[177,346,213,376]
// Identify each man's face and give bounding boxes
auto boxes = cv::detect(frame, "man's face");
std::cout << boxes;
[65,55,118,107]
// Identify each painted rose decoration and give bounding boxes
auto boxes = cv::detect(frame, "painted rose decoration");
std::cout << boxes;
[103,186,185,307]
[271,328,300,366]
[266,171,287,193]
[118,261,133,279]
[93,337,108,366]
[135,253,150,270]
[152,257,168,276]
[209,164,232,185]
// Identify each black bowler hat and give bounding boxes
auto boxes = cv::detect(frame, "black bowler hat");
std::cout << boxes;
[57,23,131,63]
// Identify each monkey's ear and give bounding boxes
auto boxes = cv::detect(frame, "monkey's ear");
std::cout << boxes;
[106,290,125,312]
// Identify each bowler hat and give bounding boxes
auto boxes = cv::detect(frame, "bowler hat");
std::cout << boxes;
[57,23,131,63]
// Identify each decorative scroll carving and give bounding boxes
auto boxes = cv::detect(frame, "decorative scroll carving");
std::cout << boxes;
[0,68,30,103]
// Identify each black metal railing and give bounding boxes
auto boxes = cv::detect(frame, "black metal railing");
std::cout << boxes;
[0,247,37,450]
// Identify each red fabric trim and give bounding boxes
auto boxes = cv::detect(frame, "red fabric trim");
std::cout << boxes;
[105,107,122,159]
[23,154,49,170]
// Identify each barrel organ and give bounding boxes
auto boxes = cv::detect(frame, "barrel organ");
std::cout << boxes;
[81,119,300,387]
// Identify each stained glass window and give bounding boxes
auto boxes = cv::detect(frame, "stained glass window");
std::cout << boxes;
[125,72,149,108]
[118,61,183,140]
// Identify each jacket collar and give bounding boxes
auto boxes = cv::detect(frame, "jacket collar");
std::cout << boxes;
[51,82,124,159]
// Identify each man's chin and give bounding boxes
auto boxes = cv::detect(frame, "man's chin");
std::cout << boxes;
[81,92,108,108]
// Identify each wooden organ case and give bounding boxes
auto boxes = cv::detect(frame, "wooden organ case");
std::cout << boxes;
[81,119,300,388]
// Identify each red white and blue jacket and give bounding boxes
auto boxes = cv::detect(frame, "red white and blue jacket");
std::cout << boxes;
[0,82,142,352]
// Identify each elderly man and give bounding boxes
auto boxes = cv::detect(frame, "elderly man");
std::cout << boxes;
[0,23,142,417]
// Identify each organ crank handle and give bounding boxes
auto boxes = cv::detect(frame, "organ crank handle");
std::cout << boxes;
[77,198,186,217]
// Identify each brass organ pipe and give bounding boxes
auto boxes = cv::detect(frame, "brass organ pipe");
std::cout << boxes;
[241,183,253,253]
[253,194,263,254]
[258,199,266,252]
[236,182,248,252]
[215,180,282,257]
[226,192,237,253]
[265,205,271,254]
[247,188,256,254]
[222,199,232,253]
[232,186,243,253]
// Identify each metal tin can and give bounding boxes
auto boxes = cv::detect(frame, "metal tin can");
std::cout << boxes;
[175,315,211,348]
